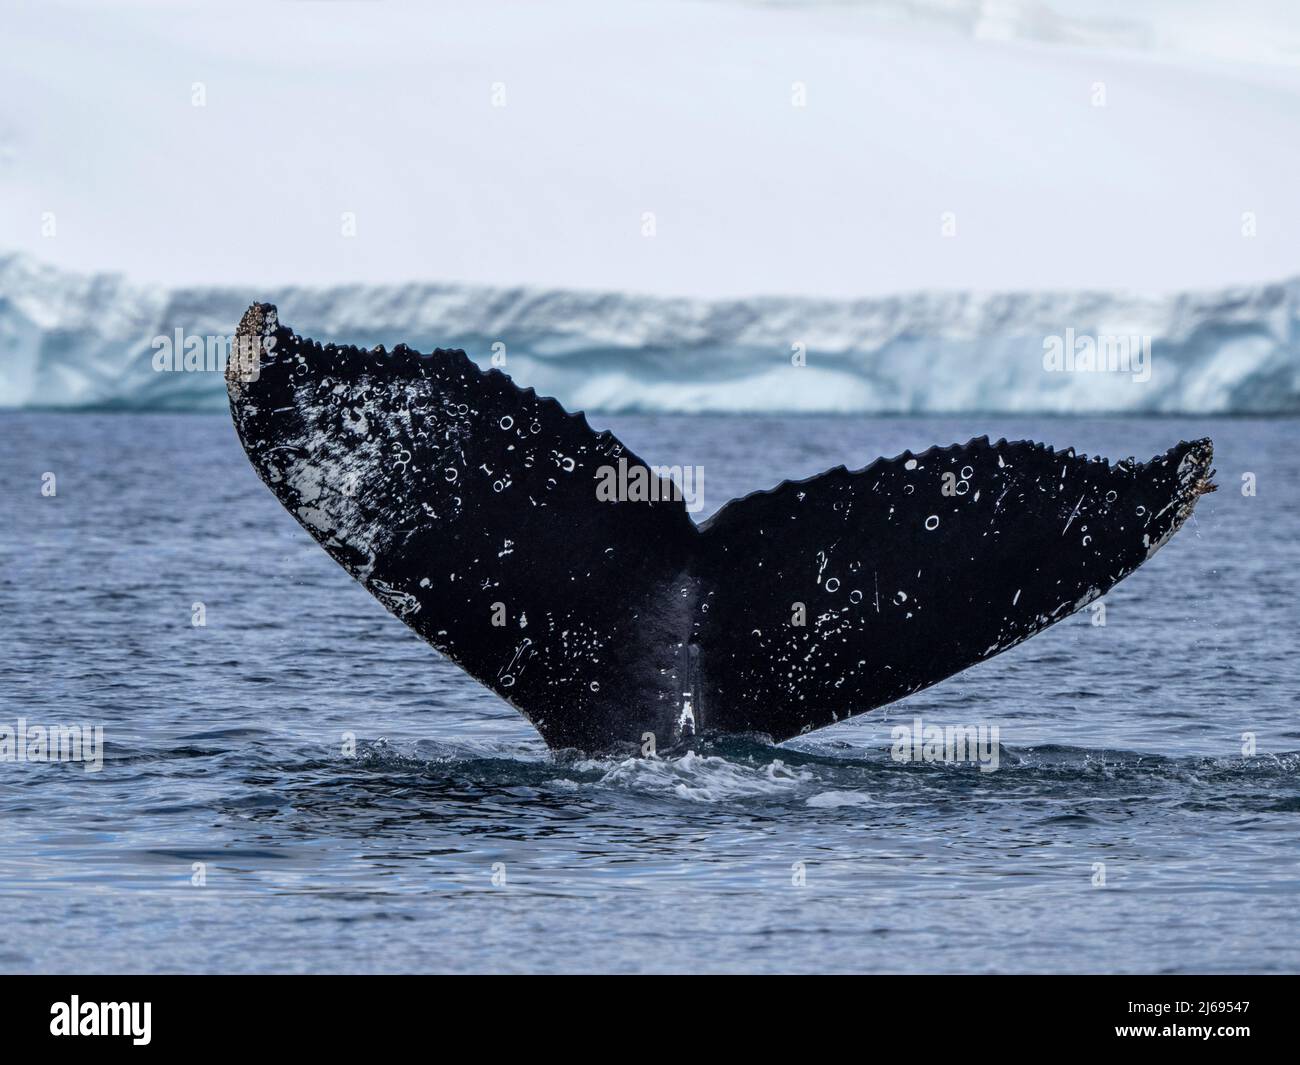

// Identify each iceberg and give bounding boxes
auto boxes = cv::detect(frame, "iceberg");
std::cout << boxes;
[1,252,1296,414]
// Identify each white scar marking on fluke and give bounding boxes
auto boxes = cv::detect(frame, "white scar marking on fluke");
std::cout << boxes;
[290,463,325,503]
[1061,494,1085,535]
[371,579,420,618]
[269,366,488,595]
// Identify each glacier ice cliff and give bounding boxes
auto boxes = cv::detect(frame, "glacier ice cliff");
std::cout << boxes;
[1,253,1297,414]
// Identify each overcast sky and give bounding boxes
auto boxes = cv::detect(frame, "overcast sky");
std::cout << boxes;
[3,0,1299,298]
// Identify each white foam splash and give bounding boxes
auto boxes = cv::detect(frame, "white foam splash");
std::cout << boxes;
[587,750,812,802]
[805,790,874,808]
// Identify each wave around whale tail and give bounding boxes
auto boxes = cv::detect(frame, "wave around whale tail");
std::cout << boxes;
[228,303,1214,752]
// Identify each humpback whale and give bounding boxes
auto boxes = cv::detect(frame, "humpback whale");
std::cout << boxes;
[227,304,1215,752]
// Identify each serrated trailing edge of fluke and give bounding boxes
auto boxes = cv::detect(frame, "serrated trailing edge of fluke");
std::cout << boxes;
[702,434,1214,531]
[234,302,1215,534]
[232,302,624,452]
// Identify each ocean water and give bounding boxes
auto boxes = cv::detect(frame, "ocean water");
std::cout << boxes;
[2,411,1297,974]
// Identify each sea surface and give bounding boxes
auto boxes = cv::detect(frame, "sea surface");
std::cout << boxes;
[1,411,1297,974]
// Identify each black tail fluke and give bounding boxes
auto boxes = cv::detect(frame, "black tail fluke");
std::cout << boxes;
[229,304,1213,751]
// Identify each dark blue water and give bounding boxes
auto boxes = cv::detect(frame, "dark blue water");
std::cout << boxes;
[2,412,1297,973]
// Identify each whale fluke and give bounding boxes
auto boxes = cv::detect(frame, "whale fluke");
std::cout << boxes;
[228,304,1214,751]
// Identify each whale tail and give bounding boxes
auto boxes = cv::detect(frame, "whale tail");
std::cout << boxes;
[228,303,1214,751]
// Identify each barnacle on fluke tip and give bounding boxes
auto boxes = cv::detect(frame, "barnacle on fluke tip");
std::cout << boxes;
[228,303,1213,752]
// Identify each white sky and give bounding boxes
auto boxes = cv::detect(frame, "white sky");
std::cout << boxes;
[2,0,1299,298]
